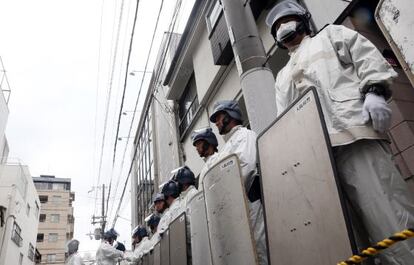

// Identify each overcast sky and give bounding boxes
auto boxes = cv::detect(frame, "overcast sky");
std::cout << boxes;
[0,0,194,256]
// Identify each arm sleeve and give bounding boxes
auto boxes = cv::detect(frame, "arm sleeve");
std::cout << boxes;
[275,73,288,116]
[101,244,124,259]
[232,130,258,190]
[328,25,397,99]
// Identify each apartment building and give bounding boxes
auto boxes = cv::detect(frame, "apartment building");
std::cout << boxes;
[33,175,75,265]
[0,164,41,265]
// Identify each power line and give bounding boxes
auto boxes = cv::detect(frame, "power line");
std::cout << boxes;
[108,0,166,220]
[95,0,127,216]
[111,0,184,228]
[93,0,107,216]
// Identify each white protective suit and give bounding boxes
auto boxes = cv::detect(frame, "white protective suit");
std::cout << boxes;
[157,198,183,235]
[66,252,84,265]
[198,153,219,191]
[128,237,151,265]
[216,125,268,265]
[96,241,124,265]
[275,24,414,264]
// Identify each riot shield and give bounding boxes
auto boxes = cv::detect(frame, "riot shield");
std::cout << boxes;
[169,212,187,265]
[142,253,149,265]
[257,88,354,264]
[153,242,161,265]
[203,154,258,265]
[187,191,212,265]
[148,249,154,265]
[160,230,170,265]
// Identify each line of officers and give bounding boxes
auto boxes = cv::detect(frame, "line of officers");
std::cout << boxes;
[94,98,266,265]
[96,1,414,264]
[130,98,266,264]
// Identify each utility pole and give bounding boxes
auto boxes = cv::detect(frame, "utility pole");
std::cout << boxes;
[220,0,277,134]
[90,184,107,240]
[101,184,106,234]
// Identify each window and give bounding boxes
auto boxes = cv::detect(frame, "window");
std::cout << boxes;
[26,203,30,216]
[50,214,60,223]
[39,214,46,222]
[133,109,155,225]
[47,254,56,263]
[34,201,39,218]
[48,233,58,242]
[19,253,23,265]
[11,222,22,246]
[52,195,62,205]
[37,233,44,242]
[28,243,35,261]
[206,0,222,33]
[178,74,199,135]
[67,214,74,224]
[39,195,48,203]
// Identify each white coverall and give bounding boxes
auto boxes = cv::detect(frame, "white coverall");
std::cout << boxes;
[157,198,183,235]
[274,24,414,264]
[216,125,268,265]
[198,153,219,191]
[96,241,124,265]
[66,252,84,265]
[128,237,151,265]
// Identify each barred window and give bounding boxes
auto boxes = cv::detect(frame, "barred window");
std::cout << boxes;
[134,110,155,225]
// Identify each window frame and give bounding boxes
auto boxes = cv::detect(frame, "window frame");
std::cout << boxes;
[11,222,23,247]
[206,0,223,35]
[37,233,44,243]
[28,243,35,261]
[178,74,200,137]
[48,233,58,242]
[39,195,48,204]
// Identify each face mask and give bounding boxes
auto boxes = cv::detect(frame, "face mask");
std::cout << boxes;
[276,21,298,43]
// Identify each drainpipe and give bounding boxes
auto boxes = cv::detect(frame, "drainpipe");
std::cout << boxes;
[220,0,277,134]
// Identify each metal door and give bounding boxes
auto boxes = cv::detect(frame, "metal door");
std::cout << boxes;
[187,191,212,265]
[203,154,258,265]
[257,88,354,264]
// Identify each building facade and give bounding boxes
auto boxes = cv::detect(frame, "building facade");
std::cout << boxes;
[33,175,75,265]
[0,164,41,265]
[130,0,414,227]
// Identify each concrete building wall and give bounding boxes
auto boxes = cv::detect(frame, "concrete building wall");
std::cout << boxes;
[34,176,74,265]
[0,164,40,265]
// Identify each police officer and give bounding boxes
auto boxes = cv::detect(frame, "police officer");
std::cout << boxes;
[266,1,414,264]
[172,166,198,206]
[96,229,124,265]
[147,214,161,234]
[127,226,151,265]
[153,193,167,215]
[65,239,84,265]
[157,180,181,234]
[191,127,219,190]
[210,100,268,265]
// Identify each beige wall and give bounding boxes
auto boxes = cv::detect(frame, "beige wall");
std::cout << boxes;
[36,186,74,265]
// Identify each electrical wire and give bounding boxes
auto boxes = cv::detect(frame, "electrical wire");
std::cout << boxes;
[93,0,107,217]
[108,0,167,221]
[111,0,184,228]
